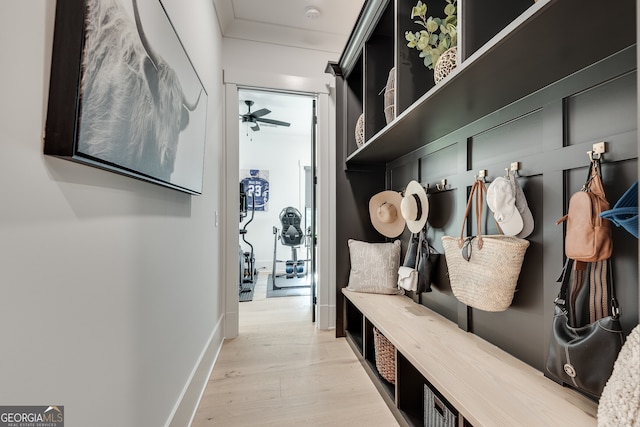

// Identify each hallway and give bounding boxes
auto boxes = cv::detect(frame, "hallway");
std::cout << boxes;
[192,273,399,426]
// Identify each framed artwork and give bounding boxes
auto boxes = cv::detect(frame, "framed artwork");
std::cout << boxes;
[240,169,270,212]
[44,0,208,194]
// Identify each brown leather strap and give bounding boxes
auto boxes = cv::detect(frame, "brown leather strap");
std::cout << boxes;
[458,180,484,248]
[589,260,609,322]
[588,160,607,200]
[569,261,587,326]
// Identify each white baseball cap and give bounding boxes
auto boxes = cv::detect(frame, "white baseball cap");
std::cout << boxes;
[509,174,534,239]
[487,177,523,236]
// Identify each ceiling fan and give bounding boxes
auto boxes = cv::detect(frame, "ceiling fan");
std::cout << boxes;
[240,100,291,132]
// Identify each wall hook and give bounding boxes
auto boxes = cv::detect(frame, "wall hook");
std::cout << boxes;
[588,141,606,163]
[511,161,521,177]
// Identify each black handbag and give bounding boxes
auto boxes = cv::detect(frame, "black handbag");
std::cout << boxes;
[403,229,439,302]
[545,258,625,398]
[416,231,439,294]
[402,232,420,268]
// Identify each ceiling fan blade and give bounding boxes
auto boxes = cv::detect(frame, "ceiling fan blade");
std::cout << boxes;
[251,108,271,118]
[251,123,260,131]
[256,117,290,127]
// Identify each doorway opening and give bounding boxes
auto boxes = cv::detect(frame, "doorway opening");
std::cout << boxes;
[237,87,317,321]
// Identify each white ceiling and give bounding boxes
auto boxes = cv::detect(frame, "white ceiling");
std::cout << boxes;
[223,1,365,136]
[213,0,365,53]
[239,88,314,136]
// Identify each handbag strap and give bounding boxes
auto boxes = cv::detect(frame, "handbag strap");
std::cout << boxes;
[415,231,423,266]
[402,232,424,269]
[421,228,438,254]
[584,158,607,200]
[588,259,617,322]
[569,261,588,325]
[458,179,486,249]
[557,258,619,326]
[402,233,417,266]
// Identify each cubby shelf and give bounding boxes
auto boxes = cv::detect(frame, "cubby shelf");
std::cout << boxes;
[344,289,598,427]
[342,0,636,165]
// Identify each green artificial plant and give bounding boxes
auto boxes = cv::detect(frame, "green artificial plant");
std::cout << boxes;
[405,0,457,70]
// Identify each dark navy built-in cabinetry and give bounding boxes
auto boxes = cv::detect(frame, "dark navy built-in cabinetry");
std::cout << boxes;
[329,0,638,425]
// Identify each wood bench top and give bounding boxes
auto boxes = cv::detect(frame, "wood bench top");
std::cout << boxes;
[343,289,598,427]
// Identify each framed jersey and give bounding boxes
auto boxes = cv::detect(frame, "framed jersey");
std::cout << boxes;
[240,169,270,211]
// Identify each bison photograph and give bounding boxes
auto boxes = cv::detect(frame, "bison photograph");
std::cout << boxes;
[45,0,208,194]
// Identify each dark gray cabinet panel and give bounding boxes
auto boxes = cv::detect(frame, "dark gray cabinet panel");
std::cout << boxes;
[385,49,638,372]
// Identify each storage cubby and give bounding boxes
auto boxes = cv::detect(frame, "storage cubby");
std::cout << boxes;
[330,0,638,425]
[344,56,363,155]
[364,0,394,139]
[367,323,396,399]
[460,0,532,60]
[344,297,364,354]
[396,352,426,426]
[395,0,449,113]
[342,289,600,426]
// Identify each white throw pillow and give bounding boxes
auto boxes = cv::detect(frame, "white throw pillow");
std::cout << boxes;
[347,239,403,294]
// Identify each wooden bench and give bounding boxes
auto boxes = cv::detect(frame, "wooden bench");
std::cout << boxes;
[342,289,598,426]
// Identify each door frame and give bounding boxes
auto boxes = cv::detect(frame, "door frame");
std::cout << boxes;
[223,69,336,338]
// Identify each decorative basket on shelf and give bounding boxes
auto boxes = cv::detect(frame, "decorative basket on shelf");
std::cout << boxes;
[434,46,457,83]
[373,327,396,384]
[355,113,365,148]
[424,384,457,427]
[383,67,396,125]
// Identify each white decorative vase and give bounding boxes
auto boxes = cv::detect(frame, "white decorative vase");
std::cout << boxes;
[434,46,458,84]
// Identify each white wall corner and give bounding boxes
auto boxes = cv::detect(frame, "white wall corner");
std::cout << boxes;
[166,316,225,427]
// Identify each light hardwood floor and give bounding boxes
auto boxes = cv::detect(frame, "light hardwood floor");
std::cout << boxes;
[192,273,399,426]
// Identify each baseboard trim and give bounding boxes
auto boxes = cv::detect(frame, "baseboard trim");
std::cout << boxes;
[317,303,336,330]
[166,315,224,427]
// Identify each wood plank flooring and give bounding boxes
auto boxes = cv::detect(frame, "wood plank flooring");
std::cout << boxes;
[192,273,399,426]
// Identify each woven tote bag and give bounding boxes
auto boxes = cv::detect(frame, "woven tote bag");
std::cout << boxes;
[442,179,530,312]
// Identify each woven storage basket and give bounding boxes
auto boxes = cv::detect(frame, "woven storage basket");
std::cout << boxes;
[424,384,457,427]
[373,327,395,384]
[383,67,395,124]
[434,46,457,84]
[441,179,529,312]
[355,113,365,148]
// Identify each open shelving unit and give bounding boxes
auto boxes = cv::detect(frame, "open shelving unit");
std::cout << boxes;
[336,0,636,165]
[329,0,638,425]
[343,290,598,427]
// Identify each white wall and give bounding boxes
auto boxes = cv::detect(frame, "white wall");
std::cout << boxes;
[223,38,337,89]
[0,1,223,426]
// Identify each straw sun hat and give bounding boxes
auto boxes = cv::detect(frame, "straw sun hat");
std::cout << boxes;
[369,191,405,238]
[401,180,429,233]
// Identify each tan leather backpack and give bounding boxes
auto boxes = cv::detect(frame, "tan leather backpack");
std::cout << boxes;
[557,159,612,262]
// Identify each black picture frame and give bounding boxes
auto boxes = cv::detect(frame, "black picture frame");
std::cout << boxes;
[45,0,208,195]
